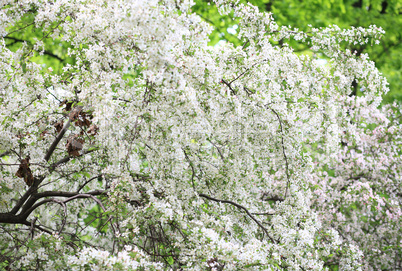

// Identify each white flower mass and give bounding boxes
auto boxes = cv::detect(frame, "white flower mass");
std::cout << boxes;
[0,0,400,270]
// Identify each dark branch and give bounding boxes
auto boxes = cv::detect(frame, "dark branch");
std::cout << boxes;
[4,37,65,62]
[229,68,250,85]
[49,147,98,171]
[221,79,236,95]
[2,191,108,229]
[199,193,276,243]
[0,150,11,158]
[183,149,196,190]
[19,190,106,216]
[44,118,71,162]
[35,190,106,198]
[10,176,45,215]
[0,212,27,224]
[77,175,103,192]
[261,194,284,202]
[252,212,275,215]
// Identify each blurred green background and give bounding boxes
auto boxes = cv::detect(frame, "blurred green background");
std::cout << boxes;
[192,0,402,103]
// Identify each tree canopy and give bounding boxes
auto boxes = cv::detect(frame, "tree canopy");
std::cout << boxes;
[0,0,401,270]
[193,0,402,103]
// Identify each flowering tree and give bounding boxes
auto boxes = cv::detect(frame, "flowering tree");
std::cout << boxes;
[193,0,402,103]
[0,0,400,270]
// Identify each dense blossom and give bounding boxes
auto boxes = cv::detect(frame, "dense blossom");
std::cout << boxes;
[0,0,400,270]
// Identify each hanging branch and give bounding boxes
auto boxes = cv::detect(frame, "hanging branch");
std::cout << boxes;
[199,193,276,243]
[269,108,291,198]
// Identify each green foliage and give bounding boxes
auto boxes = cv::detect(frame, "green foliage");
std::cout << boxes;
[4,10,75,75]
[82,204,109,235]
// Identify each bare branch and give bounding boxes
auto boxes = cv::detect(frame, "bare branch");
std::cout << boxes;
[261,193,284,202]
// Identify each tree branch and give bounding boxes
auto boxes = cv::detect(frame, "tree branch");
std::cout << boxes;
[183,149,196,190]
[10,176,45,215]
[49,147,98,171]
[77,175,103,192]
[19,190,106,216]
[199,193,276,243]
[5,37,65,62]
[44,118,71,162]
[269,108,291,198]
[0,150,11,158]
[206,139,226,162]
[221,79,236,95]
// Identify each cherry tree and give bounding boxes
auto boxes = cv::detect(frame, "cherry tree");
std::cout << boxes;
[0,0,400,270]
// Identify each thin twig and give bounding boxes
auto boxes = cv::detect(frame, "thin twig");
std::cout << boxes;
[76,175,103,193]
[183,148,196,190]
[252,212,275,215]
[206,139,226,162]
